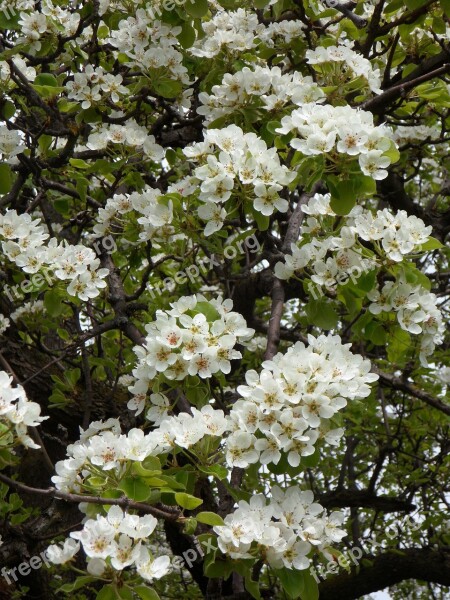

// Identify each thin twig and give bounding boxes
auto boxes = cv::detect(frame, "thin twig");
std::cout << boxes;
[0,472,180,521]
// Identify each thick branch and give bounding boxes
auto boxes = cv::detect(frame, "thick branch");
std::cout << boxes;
[318,489,415,513]
[360,63,450,115]
[263,278,285,361]
[318,547,450,600]
[374,367,450,416]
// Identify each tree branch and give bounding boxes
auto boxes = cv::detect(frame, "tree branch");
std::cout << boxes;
[374,367,450,416]
[318,547,450,600]
[360,63,450,115]
[0,472,180,521]
[318,489,415,513]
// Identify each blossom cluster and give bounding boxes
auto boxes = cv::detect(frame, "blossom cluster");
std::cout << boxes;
[128,295,254,413]
[392,125,441,144]
[0,129,25,161]
[10,299,45,323]
[182,125,295,233]
[368,280,444,365]
[86,119,165,162]
[92,187,173,242]
[47,506,171,582]
[140,403,229,447]
[274,194,376,286]
[17,1,80,52]
[0,314,10,335]
[51,407,229,493]
[213,487,346,569]
[105,11,189,83]
[0,56,36,85]
[276,104,394,179]
[189,8,305,59]
[189,9,266,58]
[0,301,46,339]
[275,201,433,284]
[0,210,109,301]
[197,65,325,124]
[65,65,129,109]
[226,334,377,468]
[0,370,48,449]
[352,208,432,262]
[274,195,442,362]
[305,44,382,94]
[52,420,154,492]
[274,232,377,288]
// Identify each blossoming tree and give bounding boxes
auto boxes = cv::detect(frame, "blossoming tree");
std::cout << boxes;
[0,0,449,598]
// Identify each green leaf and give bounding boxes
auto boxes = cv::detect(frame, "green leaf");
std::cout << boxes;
[77,107,102,124]
[53,197,70,216]
[399,263,432,290]
[274,568,319,600]
[364,321,386,346]
[183,517,198,534]
[58,576,96,593]
[382,140,400,164]
[185,0,209,17]
[65,368,81,387]
[440,0,450,17]
[267,121,281,134]
[148,475,185,490]
[43,289,63,317]
[255,0,270,6]
[118,477,151,501]
[354,269,377,293]
[0,9,20,29]
[0,163,12,194]
[298,569,319,600]
[96,585,117,600]
[69,158,90,169]
[196,511,225,526]
[193,301,221,322]
[118,586,133,600]
[34,73,58,87]
[38,134,53,154]
[204,557,234,579]
[418,237,444,251]
[387,325,411,365]
[198,464,228,480]
[300,449,320,468]
[327,177,357,216]
[132,461,162,478]
[1,100,15,120]
[305,299,339,330]
[175,492,203,510]
[405,0,430,8]
[274,568,303,599]
[142,455,162,471]
[32,84,64,98]
[153,78,182,99]
[252,209,270,231]
[432,15,446,33]
[135,587,161,600]
[207,115,231,130]
[177,21,196,48]
[245,572,261,599]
